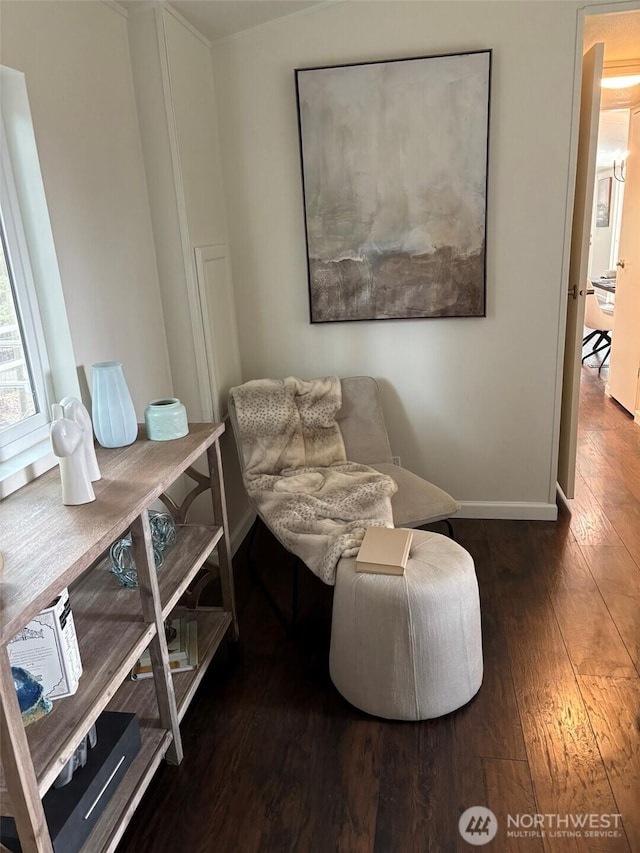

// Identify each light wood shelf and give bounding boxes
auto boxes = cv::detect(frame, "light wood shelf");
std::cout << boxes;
[81,724,172,853]
[0,423,238,853]
[109,609,232,723]
[155,524,223,618]
[0,423,225,646]
[0,571,157,799]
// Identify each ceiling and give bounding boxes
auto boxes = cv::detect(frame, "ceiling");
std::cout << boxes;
[120,2,637,163]
[583,8,640,164]
[129,0,327,41]
[583,10,640,62]
[125,2,638,50]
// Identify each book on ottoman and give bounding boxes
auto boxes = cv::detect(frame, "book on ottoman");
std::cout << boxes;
[356,527,413,575]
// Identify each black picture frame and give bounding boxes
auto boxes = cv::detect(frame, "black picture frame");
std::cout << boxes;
[295,50,492,323]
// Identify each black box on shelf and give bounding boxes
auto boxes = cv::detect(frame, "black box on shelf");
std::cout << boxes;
[1,712,141,853]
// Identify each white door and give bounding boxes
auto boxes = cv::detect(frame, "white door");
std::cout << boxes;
[558,43,604,499]
[608,104,640,418]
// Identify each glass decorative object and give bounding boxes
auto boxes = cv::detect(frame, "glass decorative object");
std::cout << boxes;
[12,666,53,727]
[91,361,138,448]
[109,511,177,588]
[144,398,189,441]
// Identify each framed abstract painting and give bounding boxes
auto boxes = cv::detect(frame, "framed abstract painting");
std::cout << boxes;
[295,50,491,322]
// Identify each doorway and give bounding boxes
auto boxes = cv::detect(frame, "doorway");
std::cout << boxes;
[583,9,640,400]
[559,5,640,500]
[581,107,628,374]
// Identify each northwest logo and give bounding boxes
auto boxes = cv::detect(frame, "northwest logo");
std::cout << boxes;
[458,807,498,846]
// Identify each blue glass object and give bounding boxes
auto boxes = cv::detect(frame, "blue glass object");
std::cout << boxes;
[91,361,138,448]
[144,398,189,441]
[12,666,53,726]
[109,511,177,588]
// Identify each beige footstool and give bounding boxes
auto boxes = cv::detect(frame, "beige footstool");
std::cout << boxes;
[329,530,483,720]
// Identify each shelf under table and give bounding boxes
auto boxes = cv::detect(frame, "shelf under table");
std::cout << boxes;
[80,723,172,853]
[155,524,223,618]
[0,422,225,645]
[109,609,232,723]
[0,567,155,803]
[0,521,221,807]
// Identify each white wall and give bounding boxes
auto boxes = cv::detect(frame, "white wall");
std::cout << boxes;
[0,0,173,413]
[1,0,613,519]
[126,5,249,542]
[164,11,229,249]
[212,0,588,517]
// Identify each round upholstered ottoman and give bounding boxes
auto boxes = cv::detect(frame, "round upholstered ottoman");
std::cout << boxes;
[329,530,483,720]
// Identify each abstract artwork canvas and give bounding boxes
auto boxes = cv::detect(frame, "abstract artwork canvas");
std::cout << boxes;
[295,51,491,322]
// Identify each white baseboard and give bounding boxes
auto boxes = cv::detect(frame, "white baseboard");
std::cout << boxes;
[456,501,558,521]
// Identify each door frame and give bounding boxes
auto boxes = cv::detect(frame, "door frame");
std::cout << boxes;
[550,0,640,505]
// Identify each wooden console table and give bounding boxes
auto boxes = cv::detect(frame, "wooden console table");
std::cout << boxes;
[0,423,237,852]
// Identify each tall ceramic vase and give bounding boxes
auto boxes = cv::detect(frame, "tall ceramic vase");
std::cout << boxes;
[91,362,138,448]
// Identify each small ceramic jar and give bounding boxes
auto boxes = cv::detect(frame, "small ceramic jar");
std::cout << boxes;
[144,398,189,441]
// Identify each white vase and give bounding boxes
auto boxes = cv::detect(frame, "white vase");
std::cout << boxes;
[91,362,138,448]
[144,398,189,441]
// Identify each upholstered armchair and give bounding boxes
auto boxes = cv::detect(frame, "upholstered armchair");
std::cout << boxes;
[228,376,459,626]
[336,377,459,533]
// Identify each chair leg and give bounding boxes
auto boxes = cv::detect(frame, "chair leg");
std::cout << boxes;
[417,519,456,539]
[582,333,605,362]
[290,556,299,633]
[583,331,612,364]
[246,516,302,632]
[246,515,260,562]
[595,332,607,349]
[598,346,611,374]
[245,517,291,631]
[590,340,611,359]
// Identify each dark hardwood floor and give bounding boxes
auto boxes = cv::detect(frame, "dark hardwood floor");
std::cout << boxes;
[119,365,640,853]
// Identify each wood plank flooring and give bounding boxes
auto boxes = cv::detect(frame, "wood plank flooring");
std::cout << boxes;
[119,366,640,853]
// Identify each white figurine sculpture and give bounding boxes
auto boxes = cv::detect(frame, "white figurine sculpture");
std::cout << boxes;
[50,404,95,505]
[60,396,101,482]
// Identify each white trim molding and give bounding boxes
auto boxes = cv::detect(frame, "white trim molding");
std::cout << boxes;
[456,501,558,521]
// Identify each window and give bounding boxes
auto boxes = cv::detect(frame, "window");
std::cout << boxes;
[0,152,51,463]
[0,65,79,498]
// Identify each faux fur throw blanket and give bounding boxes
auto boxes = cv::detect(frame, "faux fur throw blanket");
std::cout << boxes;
[231,376,397,584]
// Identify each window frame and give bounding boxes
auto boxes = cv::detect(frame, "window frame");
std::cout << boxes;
[0,64,80,499]
[0,133,53,462]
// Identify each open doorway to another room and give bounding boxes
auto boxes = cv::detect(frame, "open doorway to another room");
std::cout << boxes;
[581,10,640,411]
[581,108,628,375]
[567,7,640,534]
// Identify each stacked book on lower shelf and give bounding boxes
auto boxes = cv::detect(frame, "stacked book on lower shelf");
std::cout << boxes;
[109,608,232,726]
[131,613,198,680]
